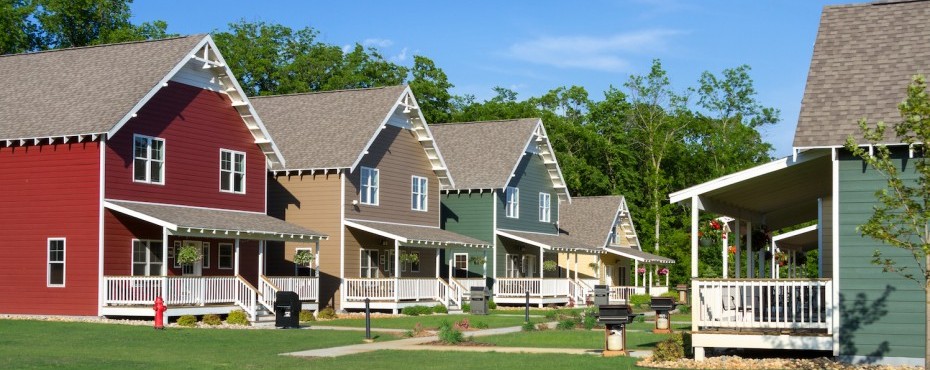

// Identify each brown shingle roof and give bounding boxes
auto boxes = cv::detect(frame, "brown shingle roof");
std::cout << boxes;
[794,0,930,148]
[0,35,205,140]
[346,219,491,247]
[250,86,408,170]
[497,229,601,253]
[428,119,539,190]
[560,196,626,248]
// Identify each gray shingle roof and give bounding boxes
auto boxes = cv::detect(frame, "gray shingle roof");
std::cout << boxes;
[250,86,408,170]
[428,119,539,190]
[106,200,327,239]
[346,220,491,247]
[559,196,626,248]
[0,35,205,140]
[794,0,930,148]
[497,229,601,253]
[605,247,674,264]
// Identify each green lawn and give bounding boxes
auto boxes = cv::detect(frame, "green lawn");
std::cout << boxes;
[0,320,397,369]
[310,350,651,370]
[317,313,536,330]
[473,328,671,351]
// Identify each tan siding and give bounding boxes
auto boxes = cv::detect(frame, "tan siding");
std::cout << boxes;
[345,125,439,226]
[345,227,439,278]
[821,194,833,278]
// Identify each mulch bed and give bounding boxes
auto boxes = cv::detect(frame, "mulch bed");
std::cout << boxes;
[638,356,922,370]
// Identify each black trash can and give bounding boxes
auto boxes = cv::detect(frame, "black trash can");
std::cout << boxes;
[275,291,300,328]
[470,286,490,315]
[594,285,610,306]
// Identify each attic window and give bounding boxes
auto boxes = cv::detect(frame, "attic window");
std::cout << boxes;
[133,135,165,185]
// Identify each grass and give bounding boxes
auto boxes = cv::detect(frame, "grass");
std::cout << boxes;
[0,320,397,369]
[318,314,534,330]
[488,307,583,316]
[474,328,672,350]
[310,350,651,370]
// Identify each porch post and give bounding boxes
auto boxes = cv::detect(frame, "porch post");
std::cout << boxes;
[595,254,601,280]
[690,196,698,278]
[314,241,320,278]
[257,240,264,278]
[394,240,400,304]
[482,250,487,279]
[435,249,440,279]
[665,268,669,287]
[573,253,578,281]
[735,219,741,278]
[721,230,728,278]
[234,238,240,276]
[161,227,168,306]
[746,221,753,278]
[634,259,639,287]
[538,247,544,279]
[648,264,653,291]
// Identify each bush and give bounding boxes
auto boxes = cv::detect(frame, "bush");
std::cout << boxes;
[583,314,598,330]
[662,291,679,300]
[438,321,464,344]
[177,315,197,327]
[226,310,250,326]
[473,321,489,329]
[544,310,560,320]
[634,314,645,323]
[488,300,497,309]
[432,305,448,314]
[461,303,471,313]
[677,305,691,314]
[401,305,433,316]
[521,321,537,332]
[556,318,578,330]
[629,294,651,306]
[654,333,685,361]
[299,310,316,322]
[317,306,337,320]
[202,314,222,326]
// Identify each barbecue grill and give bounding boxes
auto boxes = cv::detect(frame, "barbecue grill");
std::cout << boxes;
[650,296,677,334]
[596,304,639,357]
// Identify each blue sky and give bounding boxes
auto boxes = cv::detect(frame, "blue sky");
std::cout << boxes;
[131,0,850,158]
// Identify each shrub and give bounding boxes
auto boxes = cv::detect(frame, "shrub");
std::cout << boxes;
[432,305,448,314]
[521,321,537,332]
[202,314,222,326]
[299,310,316,322]
[454,318,470,330]
[654,333,685,361]
[556,318,578,330]
[677,304,691,314]
[226,310,250,326]
[662,291,679,300]
[177,315,197,327]
[488,300,497,309]
[473,321,489,329]
[401,305,433,316]
[438,320,464,344]
[461,303,471,313]
[583,314,598,330]
[629,294,651,306]
[317,306,337,320]
[634,314,645,323]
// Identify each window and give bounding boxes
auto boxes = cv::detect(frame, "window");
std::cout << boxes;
[453,253,468,278]
[133,135,165,184]
[538,192,551,222]
[401,252,420,273]
[411,176,428,211]
[218,243,233,269]
[172,241,182,268]
[201,242,211,269]
[505,254,521,278]
[360,167,379,205]
[360,250,379,278]
[47,238,65,287]
[505,186,519,218]
[132,240,163,276]
[609,226,618,245]
[220,149,246,194]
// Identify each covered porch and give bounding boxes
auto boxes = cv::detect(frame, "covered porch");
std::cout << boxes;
[602,246,675,302]
[101,201,327,322]
[669,151,837,359]
[342,220,491,313]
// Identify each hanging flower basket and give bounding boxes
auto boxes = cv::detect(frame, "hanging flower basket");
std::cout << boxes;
[728,245,737,254]
[469,256,486,265]
[637,267,646,275]
[657,267,669,276]
[543,260,558,272]
[699,237,714,247]
[294,250,314,267]
[176,245,203,265]
[399,253,419,265]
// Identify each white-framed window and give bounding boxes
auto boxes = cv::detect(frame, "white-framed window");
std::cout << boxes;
[453,253,468,278]
[220,149,246,194]
[172,241,182,268]
[360,167,379,205]
[133,134,165,184]
[401,252,420,273]
[132,240,164,276]
[609,225,619,245]
[411,176,428,212]
[47,238,66,287]
[218,243,233,270]
[505,186,519,218]
[201,242,211,269]
[360,250,379,278]
[505,254,521,278]
[538,192,551,222]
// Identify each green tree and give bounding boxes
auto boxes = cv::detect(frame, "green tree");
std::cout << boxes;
[34,0,164,48]
[845,75,930,369]
[408,55,453,123]
[0,0,41,54]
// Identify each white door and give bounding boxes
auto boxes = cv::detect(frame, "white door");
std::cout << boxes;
[605,264,614,285]
[182,240,203,276]
[524,255,536,278]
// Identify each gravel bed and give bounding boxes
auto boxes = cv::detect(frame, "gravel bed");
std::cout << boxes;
[2,314,269,330]
[638,356,923,370]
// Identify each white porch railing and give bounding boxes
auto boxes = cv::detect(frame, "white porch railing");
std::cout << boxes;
[103,276,237,306]
[694,279,832,332]
[453,278,487,292]
[495,278,571,297]
[609,286,639,302]
[439,279,461,307]
[234,276,258,321]
[266,276,319,301]
[344,278,444,302]
[258,276,278,313]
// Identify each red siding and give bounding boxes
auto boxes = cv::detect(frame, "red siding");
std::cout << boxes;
[0,142,100,315]
[105,83,266,212]
[103,210,162,276]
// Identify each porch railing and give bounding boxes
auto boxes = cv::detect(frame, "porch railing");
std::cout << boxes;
[609,286,640,302]
[694,278,833,333]
[266,276,319,301]
[103,276,237,306]
[650,286,670,296]
[234,276,258,321]
[438,279,461,308]
[344,278,444,302]
[258,276,278,313]
[495,278,571,297]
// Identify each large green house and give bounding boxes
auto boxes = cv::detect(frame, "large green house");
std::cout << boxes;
[669,1,929,365]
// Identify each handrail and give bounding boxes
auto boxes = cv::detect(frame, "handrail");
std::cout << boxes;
[235,275,258,321]
[258,275,279,313]
[438,278,461,308]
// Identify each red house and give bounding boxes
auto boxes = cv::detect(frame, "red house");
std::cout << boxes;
[0,35,326,322]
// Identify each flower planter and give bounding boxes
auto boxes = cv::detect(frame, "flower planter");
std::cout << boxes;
[699,237,714,247]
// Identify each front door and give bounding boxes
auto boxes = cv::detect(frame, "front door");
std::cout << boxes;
[453,253,469,278]
[524,255,536,278]
[182,240,203,276]
[605,264,614,285]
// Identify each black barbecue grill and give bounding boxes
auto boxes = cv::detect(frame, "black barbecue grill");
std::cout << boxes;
[596,304,638,325]
[650,296,677,333]
[650,297,676,312]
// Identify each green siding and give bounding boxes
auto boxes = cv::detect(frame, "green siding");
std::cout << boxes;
[496,154,560,234]
[838,151,925,360]
[441,193,494,277]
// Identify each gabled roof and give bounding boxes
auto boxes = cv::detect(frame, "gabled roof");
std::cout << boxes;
[346,219,491,248]
[252,86,454,188]
[0,35,287,167]
[496,229,601,253]
[560,195,638,249]
[794,0,930,149]
[429,119,570,201]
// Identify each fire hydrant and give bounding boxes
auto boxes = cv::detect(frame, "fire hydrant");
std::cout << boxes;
[153,297,167,330]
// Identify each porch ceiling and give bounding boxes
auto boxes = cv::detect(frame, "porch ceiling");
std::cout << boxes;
[605,246,675,264]
[773,225,818,252]
[670,150,832,230]
[104,200,327,242]
[344,219,491,248]
[496,229,602,253]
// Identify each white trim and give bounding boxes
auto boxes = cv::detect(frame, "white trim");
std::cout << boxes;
[102,201,177,229]
[102,199,266,215]
[505,186,519,218]
[411,175,428,212]
[691,333,832,351]
[831,154,840,356]
[500,119,571,203]
[669,150,830,204]
[498,228,559,237]
[359,166,379,206]
[538,192,551,223]
[97,139,106,316]
[344,218,443,229]
[492,190,498,280]
[344,220,408,243]
[452,253,469,278]
[47,237,66,287]
[131,239,164,276]
[772,225,818,242]
[339,172,346,309]
[603,247,674,264]
[496,230,552,251]
[219,148,247,194]
[218,242,233,270]
[131,134,165,185]
[201,242,211,269]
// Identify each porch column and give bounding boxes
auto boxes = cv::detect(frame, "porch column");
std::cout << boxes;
[435,249,440,279]
[690,196,699,278]
[394,240,400,305]
[257,240,265,278]
[770,246,776,279]
[482,250,487,279]
[314,241,320,278]
[634,259,639,287]
[538,247,544,279]
[721,230,728,278]
[595,254,601,280]
[648,265,653,291]
[746,221,753,278]
[234,238,240,276]
[573,253,578,281]
[735,219,741,278]
[161,227,168,314]
[665,268,669,287]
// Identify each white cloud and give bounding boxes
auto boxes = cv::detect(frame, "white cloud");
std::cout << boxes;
[362,38,394,48]
[341,44,352,54]
[506,29,682,72]
[391,47,408,62]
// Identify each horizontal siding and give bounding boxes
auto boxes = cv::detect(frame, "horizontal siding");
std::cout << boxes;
[106,82,265,212]
[496,154,559,234]
[440,192,495,278]
[0,142,100,315]
[838,151,925,359]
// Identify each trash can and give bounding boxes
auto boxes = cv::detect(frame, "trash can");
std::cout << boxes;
[275,291,300,328]
[594,285,610,306]
[470,286,490,315]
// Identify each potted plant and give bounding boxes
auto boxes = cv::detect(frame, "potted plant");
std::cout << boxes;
[399,253,419,265]
[470,255,486,265]
[543,260,558,272]
[698,219,724,247]
[176,244,203,266]
[637,267,647,275]
[294,250,314,267]
[657,267,669,276]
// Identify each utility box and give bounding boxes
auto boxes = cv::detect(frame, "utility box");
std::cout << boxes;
[275,291,300,328]
[470,286,490,315]
[594,285,610,306]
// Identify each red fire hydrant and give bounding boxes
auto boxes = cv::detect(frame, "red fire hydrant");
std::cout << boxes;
[153,297,167,330]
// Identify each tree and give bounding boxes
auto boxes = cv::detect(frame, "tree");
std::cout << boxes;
[0,0,41,54]
[35,0,135,48]
[409,55,454,123]
[845,75,930,369]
